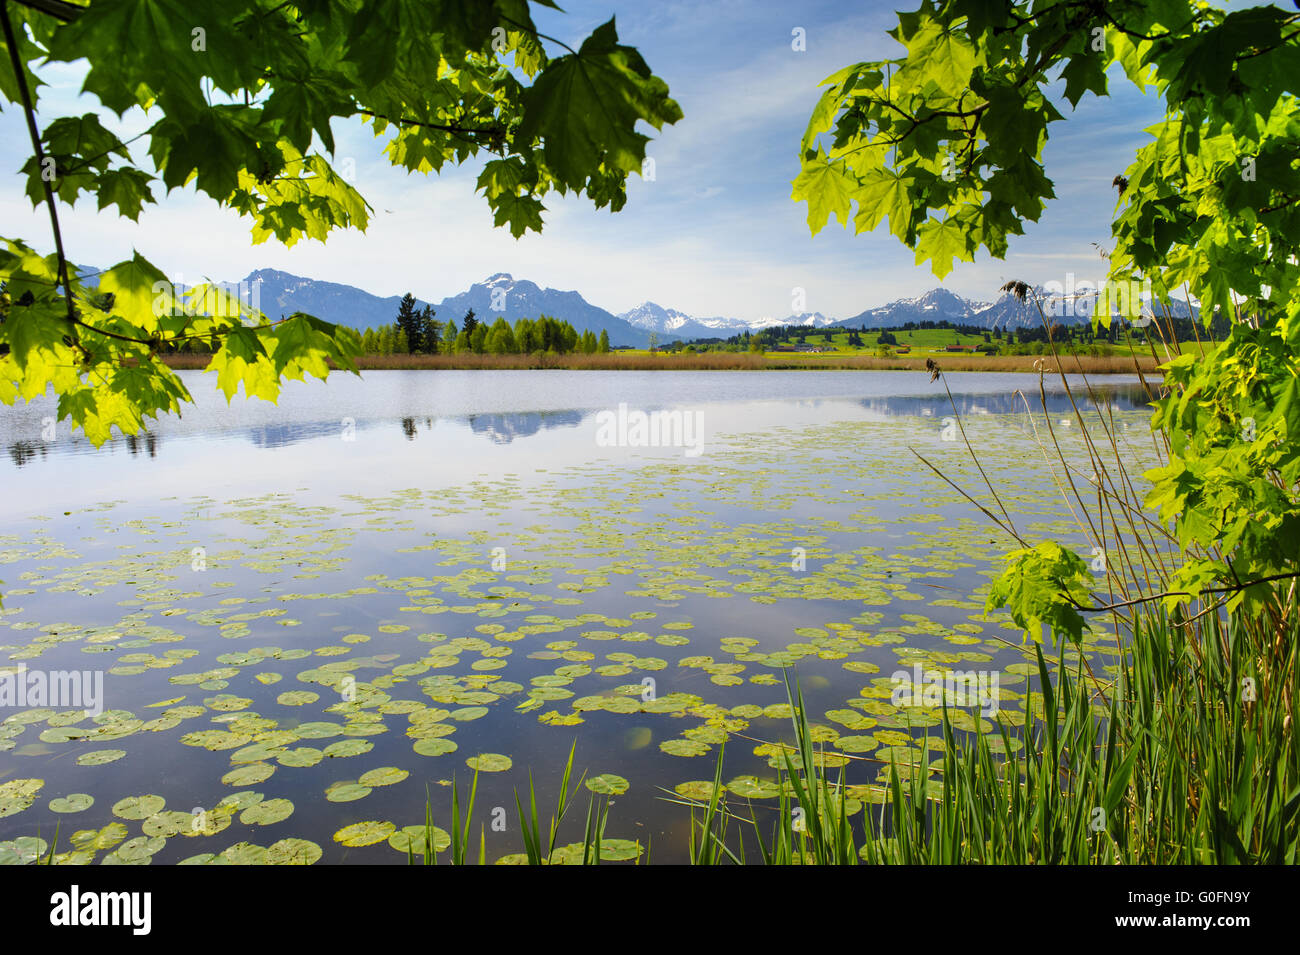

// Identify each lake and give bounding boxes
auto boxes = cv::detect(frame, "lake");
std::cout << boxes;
[0,370,1159,864]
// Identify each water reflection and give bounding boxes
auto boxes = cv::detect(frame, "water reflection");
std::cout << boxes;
[247,422,344,449]
[467,410,585,444]
[0,373,1154,468]
[857,383,1150,418]
[8,441,49,467]
[123,432,159,457]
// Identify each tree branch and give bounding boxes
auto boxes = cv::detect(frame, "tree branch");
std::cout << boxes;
[10,0,81,23]
[3,0,80,347]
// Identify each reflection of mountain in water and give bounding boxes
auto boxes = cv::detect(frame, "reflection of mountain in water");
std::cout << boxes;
[460,411,587,444]
[468,410,585,444]
[246,422,347,448]
[856,384,1150,418]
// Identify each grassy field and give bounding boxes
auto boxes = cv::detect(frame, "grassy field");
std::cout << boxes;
[784,328,1201,356]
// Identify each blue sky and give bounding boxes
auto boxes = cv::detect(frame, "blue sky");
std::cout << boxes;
[0,0,1169,322]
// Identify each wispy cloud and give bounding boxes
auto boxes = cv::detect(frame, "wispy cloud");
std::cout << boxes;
[0,0,1168,323]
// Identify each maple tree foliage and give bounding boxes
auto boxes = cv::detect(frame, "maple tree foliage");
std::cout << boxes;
[796,0,1300,633]
[0,0,681,444]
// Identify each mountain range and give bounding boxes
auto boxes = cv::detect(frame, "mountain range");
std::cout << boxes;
[201,269,1195,344]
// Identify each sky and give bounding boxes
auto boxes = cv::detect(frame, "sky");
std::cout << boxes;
[0,0,1170,323]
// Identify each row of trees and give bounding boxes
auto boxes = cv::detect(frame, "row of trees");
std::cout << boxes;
[360,294,610,355]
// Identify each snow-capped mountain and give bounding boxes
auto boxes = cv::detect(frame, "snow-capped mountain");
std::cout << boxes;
[969,285,1196,331]
[833,284,1193,331]
[435,273,645,346]
[619,302,837,338]
[780,311,836,329]
[192,271,1196,345]
[834,287,990,328]
[237,270,648,347]
[618,301,728,339]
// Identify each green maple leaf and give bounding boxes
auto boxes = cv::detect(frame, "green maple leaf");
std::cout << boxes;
[852,167,911,236]
[490,191,547,238]
[516,18,682,192]
[46,0,215,115]
[260,63,352,155]
[477,158,530,201]
[895,19,978,93]
[94,168,156,220]
[271,313,354,381]
[98,251,169,332]
[210,326,280,402]
[791,148,856,235]
[914,216,969,278]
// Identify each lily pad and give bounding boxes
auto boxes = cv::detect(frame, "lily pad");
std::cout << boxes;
[240,798,294,826]
[323,739,373,758]
[112,794,166,821]
[48,793,94,814]
[358,767,408,787]
[266,837,322,865]
[584,773,629,796]
[333,821,395,847]
[465,753,512,772]
[388,825,450,855]
[222,763,275,786]
[413,738,457,757]
[325,783,372,803]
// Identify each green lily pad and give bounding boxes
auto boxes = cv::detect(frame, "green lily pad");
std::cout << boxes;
[325,783,372,803]
[358,767,408,787]
[413,738,457,757]
[112,794,166,820]
[659,739,710,757]
[0,778,44,818]
[726,776,781,798]
[115,835,165,862]
[240,798,294,826]
[333,821,395,847]
[465,753,512,772]
[323,739,373,758]
[277,691,319,706]
[673,781,717,800]
[276,747,324,768]
[584,773,629,796]
[267,838,322,865]
[222,763,275,786]
[49,793,94,814]
[222,841,269,864]
[449,706,488,722]
[388,825,450,855]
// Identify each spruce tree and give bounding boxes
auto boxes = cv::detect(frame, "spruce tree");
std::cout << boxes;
[419,306,441,353]
[395,293,421,353]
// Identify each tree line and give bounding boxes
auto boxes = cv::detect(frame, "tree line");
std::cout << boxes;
[359,293,610,355]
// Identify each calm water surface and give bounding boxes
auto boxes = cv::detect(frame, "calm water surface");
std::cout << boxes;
[0,371,1156,863]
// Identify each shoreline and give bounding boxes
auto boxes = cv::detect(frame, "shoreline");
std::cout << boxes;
[158,352,1165,375]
